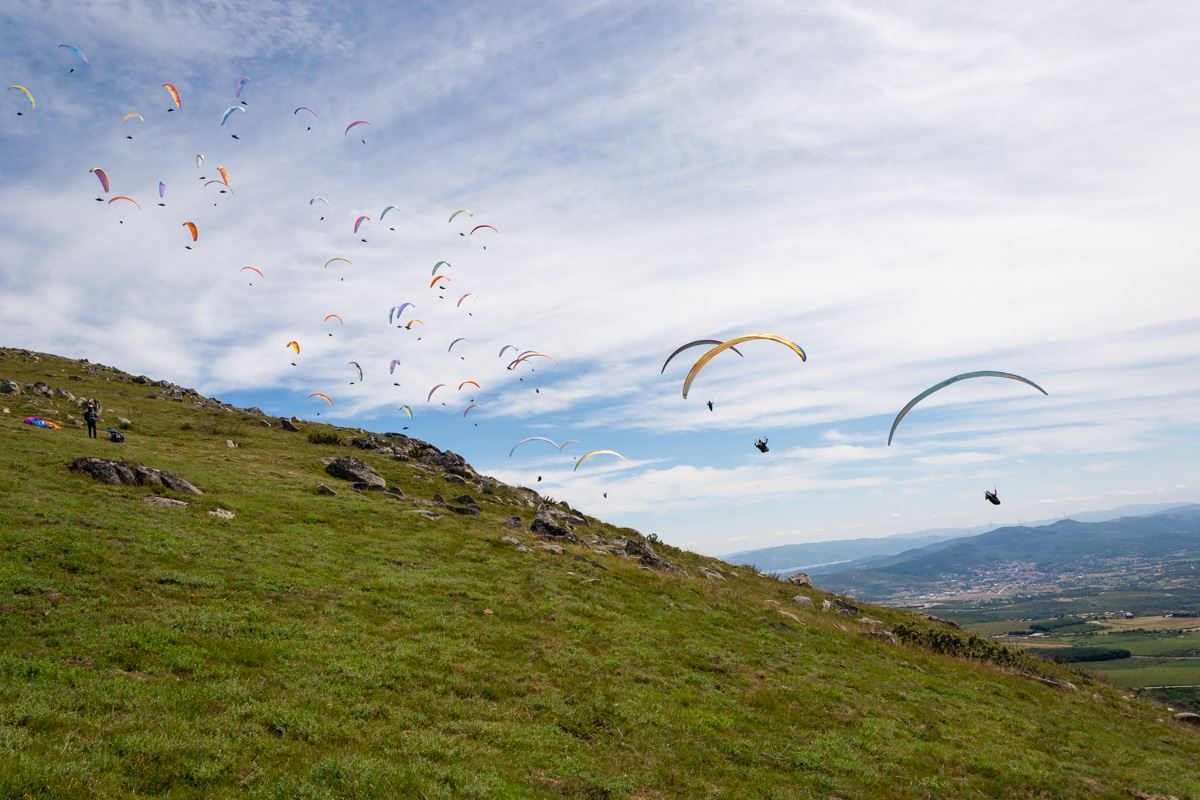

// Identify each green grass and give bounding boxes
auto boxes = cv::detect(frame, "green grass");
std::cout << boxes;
[2,348,1200,798]
[1082,659,1200,689]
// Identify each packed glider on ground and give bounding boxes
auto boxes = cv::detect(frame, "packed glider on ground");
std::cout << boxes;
[107,195,139,208]
[88,168,109,193]
[427,384,446,402]
[181,221,198,241]
[286,341,301,354]
[220,106,244,126]
[344,120,368,136]
[886,371,1049,446]
[162,83,181,110]
[240,265,263,277]
[347,362,362,382]
[431,260,451,276]
[660,339,744,374]
[8,84,35,110]
[681,334,807,399]
[309,393,332,407]
[573,450,629,472]
[508,436,559,457]
[448,209,473,223]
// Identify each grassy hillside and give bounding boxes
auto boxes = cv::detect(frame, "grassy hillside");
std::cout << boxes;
[1,347,1198,799]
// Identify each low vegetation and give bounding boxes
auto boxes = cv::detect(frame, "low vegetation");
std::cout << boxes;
[2,347,1199,799]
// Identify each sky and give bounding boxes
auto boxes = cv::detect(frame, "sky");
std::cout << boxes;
[1,1,1198,556]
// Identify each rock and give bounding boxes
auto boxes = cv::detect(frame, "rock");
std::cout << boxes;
[1,407,8,414]
[502,516,523,530]
[280,417,301,432]
[1174,712,1200,726]
[325,456,385,488]
[515,545,531,553]
[792,595,814,608]
[531,504,583,543]
[226,439,237,448]
[69,457,136,485]
[442,472,467,486]
[432,493,447,505]
[128,466,203,495]
[859,616,885,627]
[501,536,521,545]
[384,487,406,499]
[863,629,899,645]
[170,388,184,401]
[699,567,726,581]
[821,598,858,616]
[116,417,132,428]
[208,508,235,519]
[623,537,676,571]
[258,419,272,428]
[68,374,83,381]
[132,375,149,384]
[404,510,442,520]
[448,505,481,516]
[778,609,803,622]
[786,572,812,587]
[143,496,188,508]
[452,494,480,509]
[0,380,18,395]
[540,543,565,555]
[352,482,385,492]
[53,387,75,401]
[921,614,962,630]
[316,484,337,496]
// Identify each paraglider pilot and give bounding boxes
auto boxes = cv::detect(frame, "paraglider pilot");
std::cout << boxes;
[84,401,99,439]
[754,438,769,453]
[985,489,1001,505]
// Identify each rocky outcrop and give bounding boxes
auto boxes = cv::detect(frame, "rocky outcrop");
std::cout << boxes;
[1,379,20,394]
[69,457,202,495]
[531,504,582,543]
[324,456,385,488]
[502,516,523,530]
[280,417,300,432]
[623,537,676,571]
[1175,712,1200,726]
[786,572,812,587]
[822,598,859,616]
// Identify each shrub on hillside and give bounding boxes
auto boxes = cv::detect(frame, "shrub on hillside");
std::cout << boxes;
[892,620,1051,675]
[307,431,344,446]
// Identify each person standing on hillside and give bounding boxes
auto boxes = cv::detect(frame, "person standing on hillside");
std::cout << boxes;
[83,400,99,439]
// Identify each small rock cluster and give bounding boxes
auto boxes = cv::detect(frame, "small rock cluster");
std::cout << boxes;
[69,457,203,495]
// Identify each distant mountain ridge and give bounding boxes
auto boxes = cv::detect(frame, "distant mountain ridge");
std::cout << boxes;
[723,502,1190,575]
[816,504,1200,602]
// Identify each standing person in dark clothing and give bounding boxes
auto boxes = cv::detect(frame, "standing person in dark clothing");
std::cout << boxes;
[84,401,98,439]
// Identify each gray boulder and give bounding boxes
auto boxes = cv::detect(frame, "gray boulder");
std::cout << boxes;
[502,516,523,530]
[325,456,385,488]
[143,496,188,508]
[448,504,481,516]
[786,572,812,587]
[624,537,676,571]
[316,484,337,496]
[501,536,521,545]
[280,417,300,432]
[1176,712,1200,726]
[53,387,75,401]
[0,380,18,394]
[531,504,581,543]
[442,472,468,486]
[69,457,136,485]
[116,417,132,428]
[792,595,814,608]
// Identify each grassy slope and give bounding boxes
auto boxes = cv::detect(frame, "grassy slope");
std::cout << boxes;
[1,348,1198,799]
